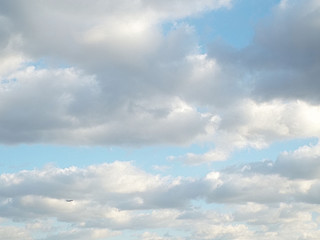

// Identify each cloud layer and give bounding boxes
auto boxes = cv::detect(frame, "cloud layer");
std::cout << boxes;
[1,148,320,240]
[0,0,319,153]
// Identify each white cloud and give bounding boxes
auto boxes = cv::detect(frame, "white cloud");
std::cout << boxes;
[43,228,120,240]
[192,224,253,240]
[1,156,320,239]
[218,100,320,144]
[0,225,32,240]
[171,149,229,165]
[172,99,320,164]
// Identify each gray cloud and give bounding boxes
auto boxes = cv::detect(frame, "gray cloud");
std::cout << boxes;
[1,0,319,153]
[226,141,320,181]
[274,143,320,179]
[209,0,320,103]
[0,0,227,146]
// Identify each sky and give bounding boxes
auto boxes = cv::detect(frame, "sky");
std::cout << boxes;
[1,0,320,239]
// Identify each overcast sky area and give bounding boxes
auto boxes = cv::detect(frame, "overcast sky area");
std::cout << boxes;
[1,0,320,239]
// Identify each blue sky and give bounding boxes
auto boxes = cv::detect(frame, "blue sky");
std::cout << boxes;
[1,0,320,239]
[185,0,280,49]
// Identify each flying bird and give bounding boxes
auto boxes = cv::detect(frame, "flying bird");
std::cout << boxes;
[66,199,73,202]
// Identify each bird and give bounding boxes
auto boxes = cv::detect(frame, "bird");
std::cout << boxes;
[65,199,74,202]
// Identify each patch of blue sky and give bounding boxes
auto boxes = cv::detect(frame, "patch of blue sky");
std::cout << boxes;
[311,211,320,223]
[163,0,281,51]
[26,58,48,70]
[26,57,72,70]
[0,79,11,84]
[131,143,213,176]
[0,219,25,228]
[0,78,17,89]
[0,144,118,173]
[0,143,213,177]
[161,21,175,36]
[1,137,317,177]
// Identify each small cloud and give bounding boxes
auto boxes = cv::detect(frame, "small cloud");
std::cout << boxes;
[152,165,171,172]
[169,149,229,165]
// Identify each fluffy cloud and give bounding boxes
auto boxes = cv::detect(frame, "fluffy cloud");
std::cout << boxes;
[1,156,320,239]
[0,0,226,146]
[0,63,213,145]
[174,99,320,164]
[0,0,319,155]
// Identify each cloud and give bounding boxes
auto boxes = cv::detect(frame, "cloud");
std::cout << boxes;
[0,0,230,65]
[275,142,320,179]
[3,145,319,219]
[0,63,213,145]
[170,149,229,165]
[0,0,318,157]
[140,232,184,240]
[1,0,320,239]
[173,99,320,165]
[42,228,120,240]
[1,155,320,239]
[209,0,320,103]
[0,0,226,146]
[0,225,32,240]
[191,224,253,240]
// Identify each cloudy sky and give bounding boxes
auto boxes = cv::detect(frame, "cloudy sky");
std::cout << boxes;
[1,0,320,239]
